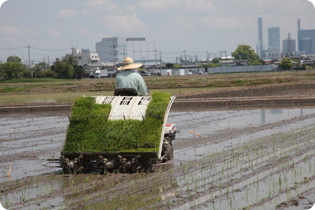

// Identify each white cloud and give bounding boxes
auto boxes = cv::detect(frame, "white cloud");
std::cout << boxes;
[0,25,37,36]
[75,27,107,43]
[139,0,179,10]
[202,16,252,30]
[58,9,77,18]
[0,37,22,46]
[76,27,91,38]
[102,13,147,33]
[139,0,214,11]
[164,15,251,32]
[184,0,215,12]
[86,0,117,9]
[47,27,61,37]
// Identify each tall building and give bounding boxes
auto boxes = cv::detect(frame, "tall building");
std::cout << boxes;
[256,17,265,58]
[267,27,280,59]
[298,29,315,55]
[268,27,280,51]
[297,19,315,55]
[282,33,296,55]
[95,37,157,63]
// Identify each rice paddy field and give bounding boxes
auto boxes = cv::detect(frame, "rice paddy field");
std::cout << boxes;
[1,71,315,209]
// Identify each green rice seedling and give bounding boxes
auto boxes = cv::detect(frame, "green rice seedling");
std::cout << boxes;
[62,92,171,153]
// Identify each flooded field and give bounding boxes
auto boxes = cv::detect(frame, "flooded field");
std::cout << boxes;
[1,108,315,209]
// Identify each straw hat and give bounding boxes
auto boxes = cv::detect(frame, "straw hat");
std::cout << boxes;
[117,57,142,70]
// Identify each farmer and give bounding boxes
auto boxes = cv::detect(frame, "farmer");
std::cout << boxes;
[115,57,148,96]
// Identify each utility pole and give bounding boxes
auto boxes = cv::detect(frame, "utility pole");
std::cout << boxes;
[155,49,158,75]
[183,50,187,70]
[71,46,75,65]
[140,41,142,61]
[123,46,126,59]
[205,51,210,74]
[220,51,223,72]
[146,41,149,61]
[133,41,135,59]
[155,49,158,67]
[27,44,31,68]
[27,44,33,78]
[206,51,209,63]
[159,51,162,65]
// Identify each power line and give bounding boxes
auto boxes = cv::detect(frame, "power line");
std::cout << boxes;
[0,45,70,51]
[30,46,71,51]
[0,46,26,51]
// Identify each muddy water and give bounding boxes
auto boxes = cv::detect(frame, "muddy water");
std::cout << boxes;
[1,108,313,183]
[1,108,315,209]
[172,108,315,138]
[0,113,68,183]
[171,108,315,164]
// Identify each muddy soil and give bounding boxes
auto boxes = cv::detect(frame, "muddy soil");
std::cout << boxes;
[1,86,315,209]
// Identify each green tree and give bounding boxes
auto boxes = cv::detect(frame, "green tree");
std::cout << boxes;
[173,64,181,69]
[0,62,25,79]
[232,45,264,65]
[211,57,221,64]
[33,62,51,78]
[208,63,220,68]
[166,63,174,69]
[62,54,78,65]
[279,58,293,70]
[7,55,22,63]
[73,65,84,79]
[52,58,74,79]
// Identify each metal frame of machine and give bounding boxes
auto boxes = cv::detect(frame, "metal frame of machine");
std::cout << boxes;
[60,95,177,174]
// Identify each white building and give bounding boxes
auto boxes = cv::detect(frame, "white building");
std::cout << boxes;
[73,48,100,66]
[95,37,158,64]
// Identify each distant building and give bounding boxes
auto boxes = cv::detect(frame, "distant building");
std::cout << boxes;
[298,29,315,55]
[73,48,100,66]
[267,27,281,59]
[268,27,280,51]
[95,37,158,63]
[302,56,315,66]
[256,17,265,58]
[82,62,116,76]
[282,34,296,55]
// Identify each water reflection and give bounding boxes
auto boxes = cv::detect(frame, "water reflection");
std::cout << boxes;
[169,108,315,139]
[170,108,315,164]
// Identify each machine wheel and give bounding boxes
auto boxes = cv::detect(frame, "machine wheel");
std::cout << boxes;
[162,137,173,162]
[171,132,176,140]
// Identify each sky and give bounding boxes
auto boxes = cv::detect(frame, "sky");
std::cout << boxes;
[0,0,315,63]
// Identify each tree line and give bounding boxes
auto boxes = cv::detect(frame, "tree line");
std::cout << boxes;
[0,54,84,81]
[0,45,299,81]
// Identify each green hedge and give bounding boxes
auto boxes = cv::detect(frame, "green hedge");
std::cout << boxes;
[62,92,171,153]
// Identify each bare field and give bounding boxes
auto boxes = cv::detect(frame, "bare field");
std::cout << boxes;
[1,70,315,104]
